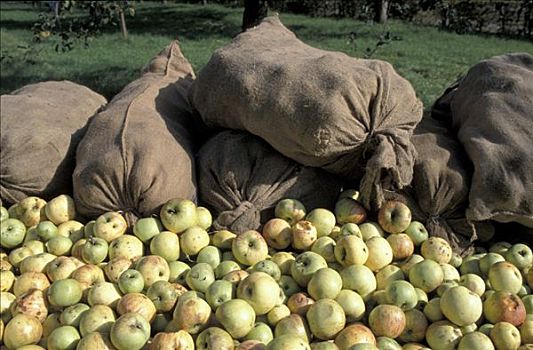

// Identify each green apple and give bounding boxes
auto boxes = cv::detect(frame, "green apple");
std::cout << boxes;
[150,231,181,261]
[81,237,108,264]
[334,323,376,349]
[275,199,306,225]
[76,332,115,350]
[308,267,342,300]
[169,260,191,284]
[232,230,269,266]
[291,251,328,287]
[135,255,170,287]
[110,312,150,350]
[364,236,393,272]
[292,220,318,251]
[335,197,367,225]
[133,217,163,243]
[505,243,533,270]
[0,270,15,292]
[339,264,376,300]
[47,278,82,308]
[375,264,405,290]
[271,251,296,275]
[490,241,512,255]
[57,220,84,242]
[150,331,194,350]
[172,295,211,334]
[440,286,482,326]
[211,229,237,250]
[117,293,156,322]
[376,337,402,350]
[180,226,210,256]
[197,245,222,269]
[359,222,384,241]
[79,304,116,336]
[423,297,444,323]
[45,194,76,225]
[108,234,144,261]
[60,303,90,328]
[279,275,301,300]
[94,212,127,243]
[46,236,73,256]
[404,221,429,246]
[87,281,122,308]
[186,262,215,293]
[196,327,234,350]
[262,218,292,250]
[335,289,365,322]
[146,280,178,312]
[206,279,235,310]
[385,280,418,311]
[490,322,521,350]
[47,325,80,350]
[458,331,494,350]
[398,309,428,343]
[425,320,462,350]
[377,201,411,234]
[0,218,26,248]
[409,259,444,293]
[267,334,310,350]
[306,208,336,237]
[307,299,346,340]
[83,220,95,238]
[479,252,505,277]
[196,206,212,230]
[23,239,45,254]
[0,291,16,323]
[216,299,256,338]
[250,259,281,281]
[237,271,281,315]
[488,261,523,293]
[8,246,33,267]
[104,257,132,283]
[3,314,43,349]
[420,237,452,264]
[275,313,311,342]
[0,205,8,221]
[334,235,368,267]
[214,259,240,280]
[118,269,144,294]
[267,304,291,327]
[17,197,47,228]
[311,236,337,263]
[71,264,106,294]
[36,220,59,241]
[458,273,485,296]
[338,223,363,239]
[13,272,50,296]
[244,322,274,344]
[160,198,197,233]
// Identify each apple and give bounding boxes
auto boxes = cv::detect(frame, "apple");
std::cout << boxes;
[110,312,151,350]
[0,291,16,323]
[136,255,170,287]
[308,267,342,300]
[45,195,75,225]
[160,199,197,233]
[79,304,116,336]
[286,292,314,317]
[216,299,256,338]
[13,272,50,297]
[47,278,82,307]
[311,236,337,263]
[385,280,418,311]
[306,208,336,237]
[172,295,212,334]
[250,259,281,281]
[440,286,482,326]
[422,297,443,323]
[279,275,301,301]
[449,253,463,268]
[46,236,73,256]
[211,229,237,250]
[489,261,523,294]
[108,234,144,261]
[483,291,526,326]
[375,264,405,290]
[193,327,232,349]
[244,322,274,344]
[520,316,533,344]
[232,230,269,266]
[275,199,306,225]
[149,330,194,350]
[425,321,462,350]
[291,251,328,287]
[364,236,393,272]
[368,304,406,338]
[206,279,235,310]
[387,233,414,260]
[70,238,87,260]
[292,220,318,251]
[223,269,250,286]
[267,334,310,350]
[275,313,311,342]
[196,206,212,230]
[149,231,180,262]
[76,332,115,350]
[87,281,122,308]
[118,269,145,294]
[93,212,127,243]
[440,263,460,282]
[11,288,48,322]
[359,222,384,241]
[0,205,8,221]
[339,264,376,300]
[505,243,533,270]
[334,235,368,267]
[71,264,105,294]
[3,314,43,349]
[307,299,346,340]
[0,270,15,292]
[0,218,26,248]
[169,260,191,284]
[17,197,47,228]
[458,273,485,296]
[237,271,281,315]
[335,289,365,322]
[460,255,482,276]
[377,201,411,234]
[186,262,215,293]
[47,325,80,350]
[409,259,444,293]
[479,252,506,277]
[267,304,291,327]
[117,293,156,322]
[197,245,222,269]
[133,217,163,243]
[104,257,132,283]
[180,226,210,256]
[146,280,178,312]
[57,220,84,242]
[458,331,494,350]
[523,294,533,314]
[398,254,424,275]
[271,252,296,275]
[420,237,452,264]
[334,323,376,349]
[338,223,363,239]
[335,198,366,225]
[262,218,292,250]
[81,237,108,264]
[404,221,429,246]
[8,246,33,268]
[23,239,45,254]
[36,221,58,241]
[376,337,402,350]
[398,309,428,343]
[60,303,90,328]
[490,322,521,350]
[238,340,267,350]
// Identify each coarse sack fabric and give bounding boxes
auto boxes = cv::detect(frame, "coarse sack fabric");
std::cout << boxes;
[73,41,197,225]
[189,16,423,211]
[0,81,107,205]
[197,130,344,234]
[433,53,533,228]
[386,116,493,256]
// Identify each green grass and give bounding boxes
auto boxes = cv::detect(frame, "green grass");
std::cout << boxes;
[1,1,532,108]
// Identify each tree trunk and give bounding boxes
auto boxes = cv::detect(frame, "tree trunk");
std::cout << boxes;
[378,0,389,24]
[242,0,268,32]
[203,0,208,5]
[119,9,128,40]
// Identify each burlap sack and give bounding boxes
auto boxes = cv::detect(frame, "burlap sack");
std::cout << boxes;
[386,116,493,256]
[197,130,344,234]
[0,81,107,205]
[433,53,533,229]
[189,16,423,211]
[73,41,197,225]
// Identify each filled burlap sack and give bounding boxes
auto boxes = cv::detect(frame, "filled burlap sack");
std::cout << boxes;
[0,81,107,205]
[386,116,493,256]
[189,16,423,211]
[197,130,344,234]
[433,53,533,229]
[73,41,197,225]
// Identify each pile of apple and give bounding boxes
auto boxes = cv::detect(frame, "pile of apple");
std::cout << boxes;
[0,191,532,350]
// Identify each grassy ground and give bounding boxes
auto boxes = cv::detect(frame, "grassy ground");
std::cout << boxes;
[1,2,532,108]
